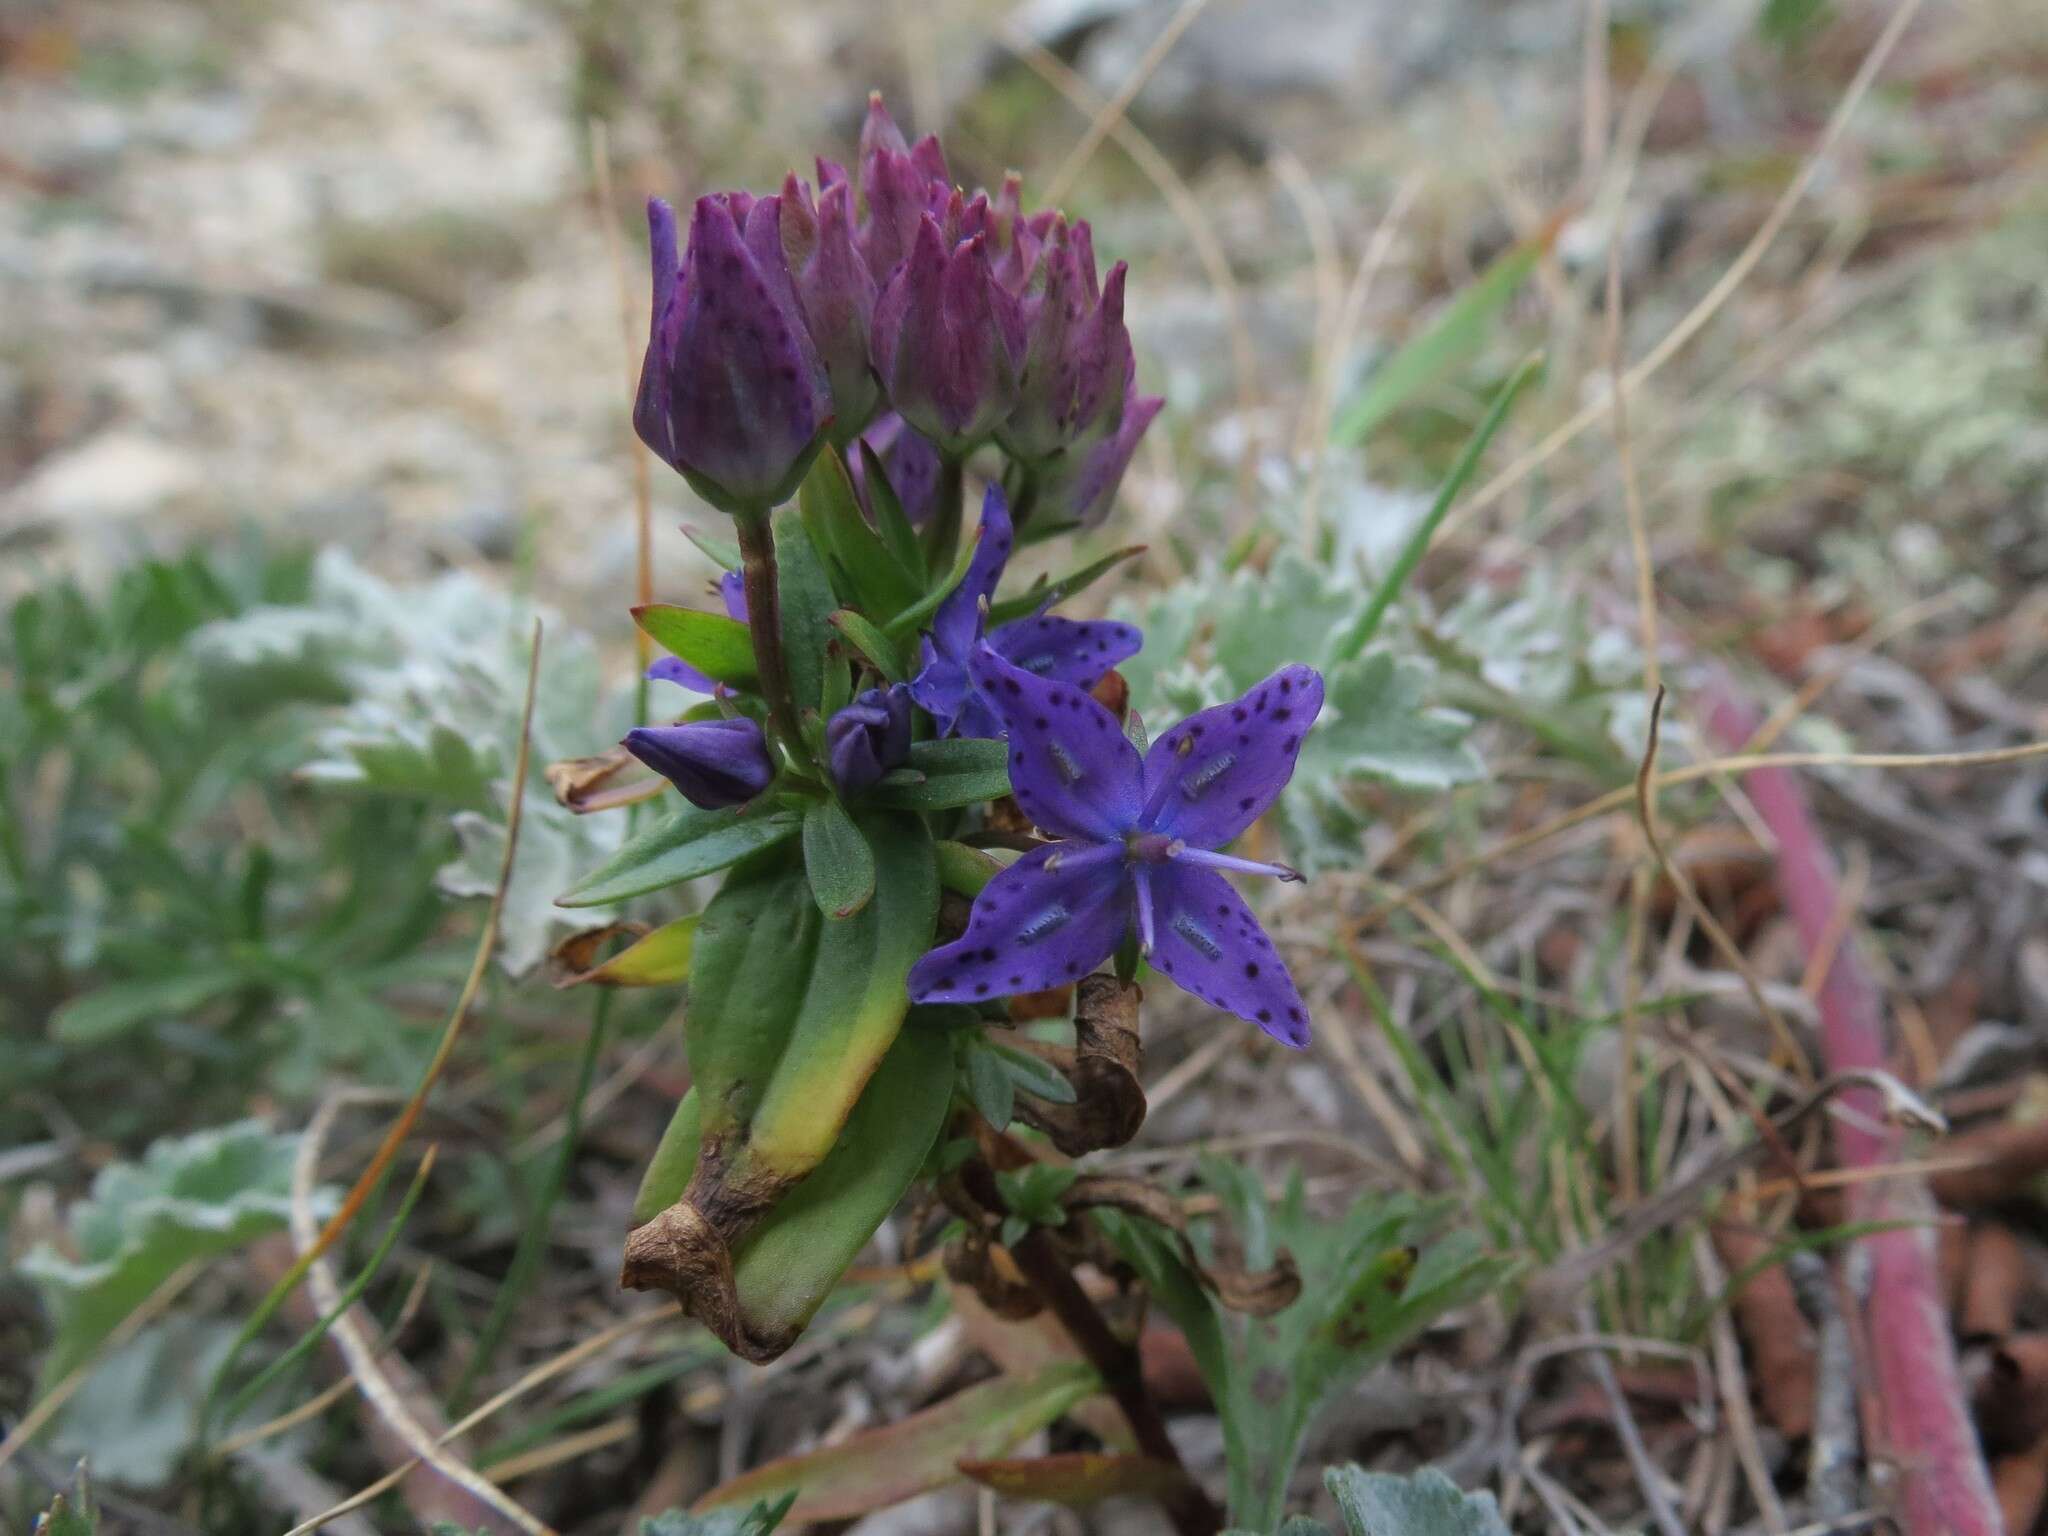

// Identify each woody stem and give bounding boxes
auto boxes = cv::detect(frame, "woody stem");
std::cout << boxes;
[733,512,806,757]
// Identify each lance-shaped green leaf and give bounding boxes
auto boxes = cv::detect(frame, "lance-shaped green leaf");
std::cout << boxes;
[555,804,802,907]
[802,797,877,918]
[798,447,922,620]
[632,1024,955,1355]
[680,813,936,1184]
[631,606,759,689]
[856,438,928,583]
[866,738,1011,811]
[772,505,836,728]
[828,608,912,683]
[557,915,698,987]
[882,517,985,638]
[986,544,1145,627]
[696,1363,1101,1523]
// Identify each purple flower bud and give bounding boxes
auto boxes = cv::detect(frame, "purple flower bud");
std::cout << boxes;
[624,717,775,809]
[824,684,913,794]
[633,194,833,516]
[854,94,950,283]
[1038,390,1164,530]
[871,214,1028,453]
[850,412,942,527]
[780,175,880,444]
[999,218,1133,467]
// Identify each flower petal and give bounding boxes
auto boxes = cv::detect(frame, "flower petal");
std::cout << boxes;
[929,485,1014,662]
[968,644,1142,841]
[1141,664,1324,849]
[647,655,715,694]
[1145,862,1311,1047]
[988,613,1142,689]
[907,842,1127,1003]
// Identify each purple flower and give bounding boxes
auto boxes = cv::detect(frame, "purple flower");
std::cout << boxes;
[646,568,748,695]
[847,94,951,284]
[825,684,914,793]
[624,716,775,809]
[849,412,942,528]
[907,651,1324,1046]
[779,174,880,443]
[999,218,1135,469]
[634,194,833,516]
[908,485,1140,739]
[1037,389,1163,530]
[870,208,1029,454]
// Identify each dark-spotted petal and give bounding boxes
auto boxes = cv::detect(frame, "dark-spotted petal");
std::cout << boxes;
[1140,664,1324,849]
[929,485,1015,662]
[968,644,1141,841]
[988,613,1142,690]
[1145,862,1311,1047]
[907,842,1128,1003]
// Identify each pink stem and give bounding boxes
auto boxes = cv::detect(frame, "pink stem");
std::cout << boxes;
[1702,680,1999,1536]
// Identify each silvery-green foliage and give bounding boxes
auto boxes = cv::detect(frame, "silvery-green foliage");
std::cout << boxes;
[19,1121,331,1386]
[191,550,631,973]
[1225,1465,1510,1536]
[1115,549,1481,871]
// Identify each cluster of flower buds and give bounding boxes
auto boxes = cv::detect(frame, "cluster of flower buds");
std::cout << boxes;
[632,95,1162,528]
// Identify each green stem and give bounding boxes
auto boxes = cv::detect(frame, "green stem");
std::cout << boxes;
[1330,353,1542,664]
[733,512,806,755]
[450,987,614,1411]
[927,455,966,575]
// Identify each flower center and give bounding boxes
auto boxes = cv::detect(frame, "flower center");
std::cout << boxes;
[1124,831,1182,866]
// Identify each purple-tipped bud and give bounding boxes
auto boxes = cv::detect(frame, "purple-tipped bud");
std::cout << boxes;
[633,194,833,516]
[1040,391,1164,529]
[850,412,942,527]
[824,684,914,794]
[855,94,951,283]
[871,216,1028,453]
[780,175,881,444]
[624,717,775,809]
[999,219,1133,467]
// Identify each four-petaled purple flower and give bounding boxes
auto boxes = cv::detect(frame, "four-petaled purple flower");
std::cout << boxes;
[909,485,1140,740]
[634,194,832,517]
[647,569,748,695]
[625,716,776,810]
[907,648,1324,1046]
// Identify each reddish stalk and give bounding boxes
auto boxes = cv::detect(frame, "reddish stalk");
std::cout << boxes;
[1702,680,1999,1536]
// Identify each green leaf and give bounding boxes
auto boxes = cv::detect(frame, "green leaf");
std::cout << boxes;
[828,608,911,683]
[1332,229,1552,445]
[798,447,922,620]
[1298,652,1485,792]
[867,738,1011,811]
[987,544,1146,626]
[882,515,986,638]
[631,605,759,689]
[803,798,877,919]
[50,967,252,1045]
[934,839,1008,897]
[995,1163,1079,1225]
[631,1025,955,1349]
[555,804,803,907]
[640,1496,796,1536]
[772,505,836,728]
[21,1122,333,1386]
[682,524,743,571]
[32,1463,98,1536]
[1331,354,1542,661]
[1326,1466,1510,1536]
[696,1363,1100,1523]
[856,439,928,584]
[561,914,699,987]
[986,1039,1078,1105]
[962,1037,1017,1129]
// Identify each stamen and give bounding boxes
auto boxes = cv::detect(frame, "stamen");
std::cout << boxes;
[1179,751,1235,799]
[1017,904,1071,944]
[1047,740,1084,784]
[1135,869,1156,955]
[1174,846,1302,882]
[1171,911,1222,960]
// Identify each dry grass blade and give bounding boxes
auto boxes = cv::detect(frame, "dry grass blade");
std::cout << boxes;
[1042,0,1213,204]
[1694,1232,1790,1535]
[1443,0,1928,537]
